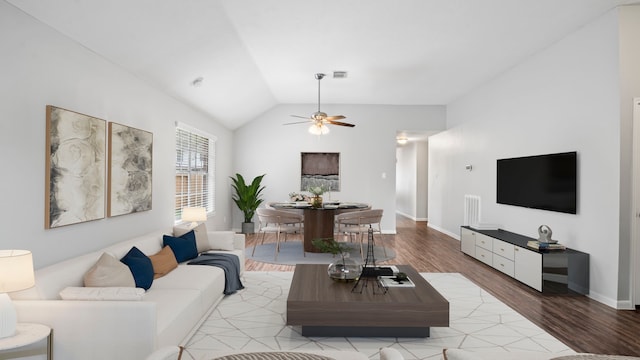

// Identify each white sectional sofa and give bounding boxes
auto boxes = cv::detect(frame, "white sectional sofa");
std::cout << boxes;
[10,228,245,360]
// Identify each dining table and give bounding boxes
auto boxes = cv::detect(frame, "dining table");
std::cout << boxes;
[270,202,369,252]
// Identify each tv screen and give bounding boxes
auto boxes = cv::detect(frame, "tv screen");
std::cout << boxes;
[496,152,577,214]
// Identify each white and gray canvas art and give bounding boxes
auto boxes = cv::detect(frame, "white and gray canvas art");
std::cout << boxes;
[46,106,106,228]
[108,123,153,217]
[300,152,340,192]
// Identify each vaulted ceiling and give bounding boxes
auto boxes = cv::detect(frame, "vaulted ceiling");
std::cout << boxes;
[7,0,638,129]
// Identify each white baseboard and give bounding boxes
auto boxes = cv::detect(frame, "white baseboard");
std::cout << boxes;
[428,223,460,240]
[587,289,622,309]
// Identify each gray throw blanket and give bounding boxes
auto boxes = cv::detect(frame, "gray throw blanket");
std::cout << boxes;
[187,253,244,295]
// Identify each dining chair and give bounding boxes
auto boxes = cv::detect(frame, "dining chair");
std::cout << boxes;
[253,208,305,260]
[334,209,384,258]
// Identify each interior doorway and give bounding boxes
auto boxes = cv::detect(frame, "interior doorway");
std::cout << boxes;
[394,131,438,222]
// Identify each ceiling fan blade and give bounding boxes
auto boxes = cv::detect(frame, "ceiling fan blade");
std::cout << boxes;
[327,120,355,127]
[283,120,313,125]
[290,115,311,119]
[324,115,346,121]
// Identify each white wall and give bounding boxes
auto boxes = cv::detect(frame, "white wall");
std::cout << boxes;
[233,104,446,233]
[429,9,622,306]
[0,3,235,268]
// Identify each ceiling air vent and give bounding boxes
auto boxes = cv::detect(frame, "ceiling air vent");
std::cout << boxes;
[333,71,348,79]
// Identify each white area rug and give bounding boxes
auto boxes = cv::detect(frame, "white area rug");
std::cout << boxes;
[183,272,574,360]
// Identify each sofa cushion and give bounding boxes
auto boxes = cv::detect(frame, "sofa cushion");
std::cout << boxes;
[84,252,136,288]
[163,231,198,262]
[149,246,178,279]
[60,286,145,300]
[174,223,210,253]
[120,247,154,290]
[207,231,235,251]
[152,264,225,313]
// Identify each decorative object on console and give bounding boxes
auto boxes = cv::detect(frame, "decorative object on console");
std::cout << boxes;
[181,207,207,228]
[45,105,106,229]
[230,173,266,234]
[0,250,34,338]
[108,122,153,217]
[537,224,557,243]
[311,239,362,281]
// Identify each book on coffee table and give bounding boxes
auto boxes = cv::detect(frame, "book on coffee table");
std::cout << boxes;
[379,276,416,288]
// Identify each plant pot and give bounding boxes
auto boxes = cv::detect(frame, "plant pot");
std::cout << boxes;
[241,222,255,234]
[327,255,362,281]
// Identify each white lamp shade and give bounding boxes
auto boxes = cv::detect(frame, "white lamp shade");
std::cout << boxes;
[181,207,207,223]
[0,250,34,339]
[0,250,34,293]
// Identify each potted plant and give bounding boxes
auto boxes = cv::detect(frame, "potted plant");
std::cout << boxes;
[312,238,362,281]
[230,173,265,234]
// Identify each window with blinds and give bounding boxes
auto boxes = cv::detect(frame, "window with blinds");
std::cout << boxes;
[175,126,215,222]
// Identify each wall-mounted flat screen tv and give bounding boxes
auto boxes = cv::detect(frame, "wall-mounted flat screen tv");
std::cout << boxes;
[496,151,577,214]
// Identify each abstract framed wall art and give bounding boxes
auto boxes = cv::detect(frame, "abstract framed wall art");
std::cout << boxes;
[45,105,106,228]
[301,152,340,191]
[107,122,153,217]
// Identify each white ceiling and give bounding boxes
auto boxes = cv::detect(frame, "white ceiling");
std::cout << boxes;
[7,0,638,129]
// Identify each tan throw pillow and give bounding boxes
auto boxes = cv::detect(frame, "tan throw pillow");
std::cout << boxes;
[149,246,178,279]
[84,252,136,287]
[174,223,209,253]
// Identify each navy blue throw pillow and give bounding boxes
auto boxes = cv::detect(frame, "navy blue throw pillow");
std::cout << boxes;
[120,246,154,290]
[163,230,198,263]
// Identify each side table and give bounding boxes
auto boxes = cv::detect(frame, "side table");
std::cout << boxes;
[0,323,52,360]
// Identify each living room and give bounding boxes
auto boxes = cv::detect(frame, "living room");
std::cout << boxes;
[1,0,640,359]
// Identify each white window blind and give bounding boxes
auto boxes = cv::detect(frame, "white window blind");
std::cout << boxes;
[175,124,215,222]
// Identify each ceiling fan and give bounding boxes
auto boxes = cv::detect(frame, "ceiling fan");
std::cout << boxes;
[284,73,355,134]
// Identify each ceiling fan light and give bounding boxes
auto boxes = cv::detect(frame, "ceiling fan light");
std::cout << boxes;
[308,123,330,135]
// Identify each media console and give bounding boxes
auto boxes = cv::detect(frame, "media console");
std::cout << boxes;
[460,226,589,294]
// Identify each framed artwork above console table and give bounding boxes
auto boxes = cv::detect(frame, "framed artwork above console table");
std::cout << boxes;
[460,226,589,295]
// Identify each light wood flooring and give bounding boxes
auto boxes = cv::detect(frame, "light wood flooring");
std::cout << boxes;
[244,214,640,356]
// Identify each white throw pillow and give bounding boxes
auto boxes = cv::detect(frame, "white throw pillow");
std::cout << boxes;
[443,349,484,360]
[379,347,405,360]
[60,287,145,300]
[84,252,136,287]
[207,231,235,251]
[174,223,210,253]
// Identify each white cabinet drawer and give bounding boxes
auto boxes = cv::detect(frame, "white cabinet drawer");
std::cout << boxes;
[514,247,542,291]
[475,233,493,251]
[492,239,515,261]
[475,246,492,266]
[492,254,515,277]
[460,228,476,256]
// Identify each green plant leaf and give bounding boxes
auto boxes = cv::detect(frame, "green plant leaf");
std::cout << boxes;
[230,173,266,223]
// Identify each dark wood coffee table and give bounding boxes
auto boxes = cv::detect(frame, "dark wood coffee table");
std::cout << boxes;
[286,264,449,337]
